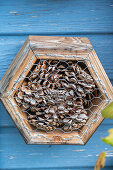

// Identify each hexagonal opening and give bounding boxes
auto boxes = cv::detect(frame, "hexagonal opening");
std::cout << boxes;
[12,57,104,133]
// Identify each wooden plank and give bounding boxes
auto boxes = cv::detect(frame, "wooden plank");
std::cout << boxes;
[0,125,113,169]
[0,0,113,34]
[0,35,113,127]
[0,168,112,170]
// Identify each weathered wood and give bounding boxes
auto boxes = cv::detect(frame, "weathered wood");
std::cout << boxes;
[0,124,113,169]
[0,37,30,94]
[0,36,113,145]
[0,0,113,168]
[0,0,113,34]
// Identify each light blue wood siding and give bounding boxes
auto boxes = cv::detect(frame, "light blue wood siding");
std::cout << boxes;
[0,0,113,169]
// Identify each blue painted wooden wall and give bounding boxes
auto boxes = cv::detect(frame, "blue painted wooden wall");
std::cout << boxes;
[0,0,113,169]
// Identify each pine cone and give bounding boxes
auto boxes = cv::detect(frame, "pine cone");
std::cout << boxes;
[14,59,98,132]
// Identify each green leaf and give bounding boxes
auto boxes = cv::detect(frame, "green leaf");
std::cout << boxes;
[101,129,113,146]
[101,102,113,119]
[94,151,106,170]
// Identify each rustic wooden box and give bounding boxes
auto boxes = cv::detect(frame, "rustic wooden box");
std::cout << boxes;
[0,36,113,144]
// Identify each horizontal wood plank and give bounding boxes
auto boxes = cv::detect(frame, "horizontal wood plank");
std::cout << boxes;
[0,168,112,170]
[0,125,113,169]
[0,0,113,34]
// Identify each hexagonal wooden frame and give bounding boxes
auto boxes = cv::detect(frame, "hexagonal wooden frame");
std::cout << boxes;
[0,36,113,144]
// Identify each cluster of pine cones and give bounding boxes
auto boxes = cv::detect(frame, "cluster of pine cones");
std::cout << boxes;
[15,59,97,132]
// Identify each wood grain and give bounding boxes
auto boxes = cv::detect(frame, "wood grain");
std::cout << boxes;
[0,0,113,34]
[0,0,113,168]
[0,124,113,169]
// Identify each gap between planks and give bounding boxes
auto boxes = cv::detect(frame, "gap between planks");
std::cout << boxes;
[0,32,113,36]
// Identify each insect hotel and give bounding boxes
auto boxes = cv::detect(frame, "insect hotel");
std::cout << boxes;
[0,36,113,144]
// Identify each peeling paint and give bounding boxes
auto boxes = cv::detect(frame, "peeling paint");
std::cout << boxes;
[8,156,15,159]
[29,153,43,156]
[73,149,85,152]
